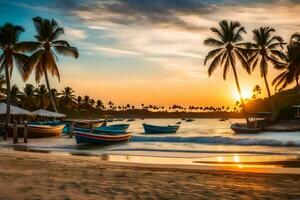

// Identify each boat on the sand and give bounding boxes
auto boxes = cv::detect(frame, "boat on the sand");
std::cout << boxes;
[6,124,64,138]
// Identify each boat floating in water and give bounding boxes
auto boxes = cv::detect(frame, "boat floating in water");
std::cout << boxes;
[230,123,261,134]
[74,124,130,134]
[74,131,131,144]
[143,123,180,134]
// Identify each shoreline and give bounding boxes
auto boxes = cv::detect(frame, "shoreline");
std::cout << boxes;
[3,146,300,174]
[0,149,300,199]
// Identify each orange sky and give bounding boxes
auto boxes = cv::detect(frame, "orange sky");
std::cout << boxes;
[4,0,300,107]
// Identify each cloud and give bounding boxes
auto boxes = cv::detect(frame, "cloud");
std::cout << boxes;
[64,27,87,40]
[51,0,300,80]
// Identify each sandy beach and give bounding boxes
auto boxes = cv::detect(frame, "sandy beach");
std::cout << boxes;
[0,149,299,200]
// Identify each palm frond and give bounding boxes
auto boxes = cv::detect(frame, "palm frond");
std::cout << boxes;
[204,48,224,65]
[52,40,70,47]
[23,50,44,81]
[235,49,250,74]
[53,45,79,58]
[14,41,41,53]
[13,52,29,80]
[207,51,225,77]
[204,37,224,47]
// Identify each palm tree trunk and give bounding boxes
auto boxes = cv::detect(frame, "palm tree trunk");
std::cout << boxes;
[231,65,250,125]
[4,64,10,140]
[296,78,300,95]
[44,69,58,112]
[262,70,276,114]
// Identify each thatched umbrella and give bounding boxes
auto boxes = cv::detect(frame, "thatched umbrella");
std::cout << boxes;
[0,103,33,116]
[32,109,66,119]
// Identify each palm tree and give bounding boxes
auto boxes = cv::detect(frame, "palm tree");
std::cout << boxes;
[96,99,105,110]
[19,17,79,112]
[77,96,82,109]
[10,84,22,105]
[83,95,91,110]
[0,23,28,139]
[252,85,262,99]
[247,27,285,113]
[272,40,300,93]
[21,84,37,110]
[60,87,76,110]
[204,20,250,124]
[35,84,50,109]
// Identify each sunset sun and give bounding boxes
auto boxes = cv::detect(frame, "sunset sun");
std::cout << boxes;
[233,88,252,101]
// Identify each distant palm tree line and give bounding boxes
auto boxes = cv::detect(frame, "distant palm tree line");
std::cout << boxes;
[0,80,240,113]
[204,20,300,124]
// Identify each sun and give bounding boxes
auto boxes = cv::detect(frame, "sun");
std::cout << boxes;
[233,88,252,101]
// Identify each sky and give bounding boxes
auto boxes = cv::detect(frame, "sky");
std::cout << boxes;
[1,0,300,107]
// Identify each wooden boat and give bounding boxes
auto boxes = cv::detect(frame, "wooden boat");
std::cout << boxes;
[74,124,130,134]
[143,123,180,134]
[230,123,261,134]
[127,118,135,122]
[74,121,104,128]
[94,124,129,134]
[74,131,131,144]
[7,124,64,138]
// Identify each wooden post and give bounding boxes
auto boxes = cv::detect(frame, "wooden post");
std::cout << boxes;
[69,122,74,138]
[24,121,28,143]
[13,120,18,144]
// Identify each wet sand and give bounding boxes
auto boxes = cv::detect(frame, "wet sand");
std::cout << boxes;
[0,150,300,199]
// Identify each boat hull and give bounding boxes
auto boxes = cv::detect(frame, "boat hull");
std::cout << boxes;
[231,123,261,134]
[74,131,131,144]
[143,123,179,134]
[7,124,64,138]
[94,124,129,134]
[74,124,130,134]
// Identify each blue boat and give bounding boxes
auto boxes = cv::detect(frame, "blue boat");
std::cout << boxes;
[74,124,130,135]
[74,131,131,144]
[143,123,180,134]
[94,124,129,134]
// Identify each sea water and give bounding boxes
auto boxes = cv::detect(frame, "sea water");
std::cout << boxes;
[2,119,300,169]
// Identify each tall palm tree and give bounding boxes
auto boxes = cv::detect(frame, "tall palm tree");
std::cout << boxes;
[35,84,50,109]
[247,27,285,113]
[19,17,79,112]
[204,20,251,124]
[272,40,300,93]
[0,23,28,139]
[21,84,37,110]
